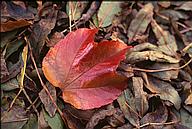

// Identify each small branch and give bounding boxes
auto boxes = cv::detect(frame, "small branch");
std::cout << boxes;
[140,121,179,128]
[131,58,192,73]
[76,1,101,27]
[125,101,142,119]
[28,40,67,124]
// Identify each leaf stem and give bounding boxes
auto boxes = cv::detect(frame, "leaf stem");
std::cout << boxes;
[27,39,67,124]
[131,58,192,73]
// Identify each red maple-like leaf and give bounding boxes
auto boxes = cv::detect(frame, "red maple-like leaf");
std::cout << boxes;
[42,28,131,110]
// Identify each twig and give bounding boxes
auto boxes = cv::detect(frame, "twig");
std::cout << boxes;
[69,1,73,32]
[22,89,39,117]
[140,121,179,128]
[76,1,101,27]
[28,40,67,123]
[131,58,192,73]
[7,41,39,117]
[125,101,142,119]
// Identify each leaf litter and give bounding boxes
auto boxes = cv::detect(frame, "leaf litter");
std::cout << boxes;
[0,1,192,129]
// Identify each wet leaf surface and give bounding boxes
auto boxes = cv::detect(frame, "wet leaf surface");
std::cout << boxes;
[42,28,131,109]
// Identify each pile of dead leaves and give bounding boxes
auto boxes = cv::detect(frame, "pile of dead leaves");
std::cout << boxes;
[1,1,192,129]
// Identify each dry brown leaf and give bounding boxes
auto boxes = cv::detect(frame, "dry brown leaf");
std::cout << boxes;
[147,63,179,81]
[117,89,140,127]
[151,19,178,57]
[148,77,181,110]
[126,51,179,64]
[132,77,148,117]
[185,93,192,105]
[39,82,57,117]
[127,3,154,42]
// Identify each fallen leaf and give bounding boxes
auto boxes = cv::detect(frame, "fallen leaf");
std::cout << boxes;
[126,51,179,64]
[85,108,117,129]
[0,29,18,48]
[117,123,133,129]
[62,109,85,129]
[128,3,154,42]
[1,105,28,129]
[151,19,178,57]
[0,19,31,32]
[38,110,49,129]
[129,42,159,52]
[179,70,192,82]
[148,76,181,110]
[43,109,64,129]
[1,53,9,83]
[39,82,57,117]
[140,103,168,128]
[42,28,131,109]
[132,77,148,117]
[22,114,38,129]
[2,56,23,83]
[98,1,122,27]
[1,78,19,91]
[158,2,171,8]
[5,38,24,59]
[64,103,95,121]
[29,4,58,60]
[180,108,192,129]
[147,63,179,81]
[66,1,89,21]
[106,104,125,128]
[159,10,189,21]
[176,2,192,11]
[185,93,192,105]
[117,89,140,127]
[46,32,64,47]
[183,43,192,57]
[0,1,34,21]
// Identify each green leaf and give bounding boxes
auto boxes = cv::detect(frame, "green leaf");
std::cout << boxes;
[5,39,24,59]
[0,30,18,48]
[1,78,19,91]
[43,110,64,129]
[98,1,122,27]
[22,114,38,129]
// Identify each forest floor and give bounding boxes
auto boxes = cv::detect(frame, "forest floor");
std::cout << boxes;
[1,1,192,129]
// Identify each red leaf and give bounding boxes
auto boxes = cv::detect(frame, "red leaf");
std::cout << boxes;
[42,28,131,109]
